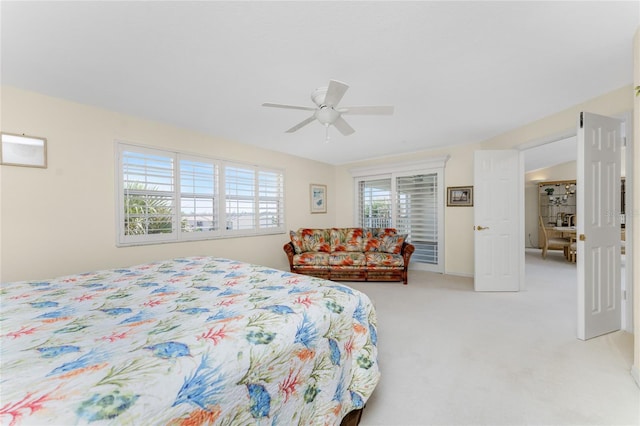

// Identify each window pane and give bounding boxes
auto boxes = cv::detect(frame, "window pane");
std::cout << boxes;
[258,170,284,229]
[358,178,392,228]
[225,166,255,230]
[123,151,174,192]
[180,159,217,233]
[122,150,175,236]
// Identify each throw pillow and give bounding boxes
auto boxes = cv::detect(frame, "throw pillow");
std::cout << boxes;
[290,230,304,254]
[363,237,382,252]
[379,234,405,254]
[331,228,364,252]
[299,228,331,253]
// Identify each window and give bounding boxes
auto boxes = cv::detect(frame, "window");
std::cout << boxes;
[352,158,447,273]
[359,178,392,228]
[180,157,217,234]
[116,143,285,246]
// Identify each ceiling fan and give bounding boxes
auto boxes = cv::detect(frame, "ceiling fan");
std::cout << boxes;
[262,79,394,136]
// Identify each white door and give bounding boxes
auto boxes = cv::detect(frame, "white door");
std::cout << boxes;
[474,150,523,291]
[577,112,622,340]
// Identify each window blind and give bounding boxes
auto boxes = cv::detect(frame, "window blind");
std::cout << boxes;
[358,178,392,229]
[225,165,256,231]
[117,142,285,246]
[180,158,217,233]
[396,174,439,265]
[122,150,176,238]
[258,170,285,230]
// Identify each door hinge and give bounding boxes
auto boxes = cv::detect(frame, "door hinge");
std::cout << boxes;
[623,290,627,300]
[580,112,584,128]
[622,136,627,147]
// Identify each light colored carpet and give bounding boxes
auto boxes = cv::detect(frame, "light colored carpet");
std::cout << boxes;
[348,249,639,426]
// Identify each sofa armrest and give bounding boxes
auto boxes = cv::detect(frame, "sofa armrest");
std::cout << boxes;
[402,242,415,268]
[283,242,296,271]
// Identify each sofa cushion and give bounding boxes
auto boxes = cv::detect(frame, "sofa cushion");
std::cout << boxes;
[330,228,364,252]
[365,252,405,268]
[293,252,330,266]
[329,251,366,266]
[293,228,331,253]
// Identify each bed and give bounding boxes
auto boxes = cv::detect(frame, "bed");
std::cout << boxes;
[1,256,379,425]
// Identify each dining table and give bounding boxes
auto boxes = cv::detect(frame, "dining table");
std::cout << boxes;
[553,225,577,236]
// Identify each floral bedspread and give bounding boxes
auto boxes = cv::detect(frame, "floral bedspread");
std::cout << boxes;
[0,257,379,425]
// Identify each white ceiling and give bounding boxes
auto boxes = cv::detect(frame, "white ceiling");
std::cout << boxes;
[524,136,576,173]
[2,1,638,165]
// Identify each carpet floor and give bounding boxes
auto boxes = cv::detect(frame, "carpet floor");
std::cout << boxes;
[347,249,639,426]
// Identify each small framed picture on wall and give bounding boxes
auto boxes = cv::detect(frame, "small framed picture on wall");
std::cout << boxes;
[447,186,473,207]
[1,133,47,168]
[310,184,327,214]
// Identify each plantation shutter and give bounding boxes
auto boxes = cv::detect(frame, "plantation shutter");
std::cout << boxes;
[358,178,393,229]
[258,170,285,230]
[121,149,176,241]
[396,173,439,265]
[224,165,256,231]
[117,142,285,246]
[179,157,217,234]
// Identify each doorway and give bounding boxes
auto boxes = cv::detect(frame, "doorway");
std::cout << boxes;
[520,111,633,334]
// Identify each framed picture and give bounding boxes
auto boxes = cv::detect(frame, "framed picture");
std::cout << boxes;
[447,186,473,207]
[1,132,47,168]
[310,183,327,214]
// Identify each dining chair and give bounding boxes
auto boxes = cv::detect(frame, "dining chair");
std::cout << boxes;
[567,235,577,263]
[539,215,571,259]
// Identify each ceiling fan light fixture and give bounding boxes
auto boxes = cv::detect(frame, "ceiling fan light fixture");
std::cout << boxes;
[314,106,340,125]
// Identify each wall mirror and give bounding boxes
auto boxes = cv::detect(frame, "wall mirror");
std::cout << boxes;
[1,132,47,168]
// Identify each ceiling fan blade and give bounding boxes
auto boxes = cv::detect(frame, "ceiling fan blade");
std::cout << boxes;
[340,105,394,115]
[323,80,349,107]
[332,116,355,136]
[262,102,316,111]
[285,115,316,133]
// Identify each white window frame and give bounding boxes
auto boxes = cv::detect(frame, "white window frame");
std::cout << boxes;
[350,157,448,273]
[115,142,285,246]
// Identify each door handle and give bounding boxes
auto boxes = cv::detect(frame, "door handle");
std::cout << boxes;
[476,225,490,231]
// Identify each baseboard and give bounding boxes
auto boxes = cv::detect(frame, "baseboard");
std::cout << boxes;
[444,271,474,278]
[631,365,640,389]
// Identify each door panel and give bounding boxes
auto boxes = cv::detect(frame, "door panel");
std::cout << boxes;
[474,150,523,291]
[577,112,622,340]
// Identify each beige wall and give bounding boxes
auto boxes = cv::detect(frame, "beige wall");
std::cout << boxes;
[3,84,631,281]
[336,85,633,276]
[0,86,337,282]
[2,84,632,277]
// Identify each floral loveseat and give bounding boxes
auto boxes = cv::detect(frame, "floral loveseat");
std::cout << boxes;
[283,227,415,284]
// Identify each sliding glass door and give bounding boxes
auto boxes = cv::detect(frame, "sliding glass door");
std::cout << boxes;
[356,169,444,272]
